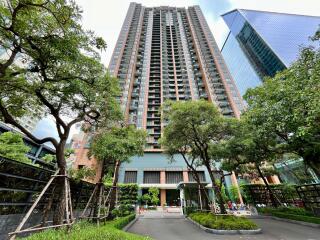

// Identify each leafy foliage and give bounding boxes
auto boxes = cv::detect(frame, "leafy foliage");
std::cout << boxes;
[228,185,240,203]
[108,184,138,217]
[243,33,320,176]
[0,0,120,172]
[258,207,320,224]
[0,131,30,164]
[41,154,55,163]
[90,125,146,165]
[189,212,258,230]
[161,100,236,213]
[69,166,96,183]
[142,187,159,206]
[0,0,121,224]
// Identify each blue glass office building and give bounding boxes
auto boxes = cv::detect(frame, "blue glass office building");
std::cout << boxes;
[221,9,320,96]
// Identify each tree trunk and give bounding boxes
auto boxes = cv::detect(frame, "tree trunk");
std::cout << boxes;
[203,162,226,214]
[180,154,210,209]
[52,140,68,225]
[93,159,106,221]
[108,160,120,218]
[190,170,210,210]
[255,164,281,207]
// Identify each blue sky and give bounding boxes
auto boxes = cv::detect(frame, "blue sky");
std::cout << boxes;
[75,0,320,66]
[33,0,320,142]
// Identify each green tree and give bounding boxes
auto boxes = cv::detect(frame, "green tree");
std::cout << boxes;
[89,125,146,218]
[161,100,235,214]
[0,0,119,224]
[243,33,320,176]
[141,193,151,206]
[69,166,95,183]
[220,119,282,206]
[149,187,160,206]
[0,131,30,163]
[41,154,55,164]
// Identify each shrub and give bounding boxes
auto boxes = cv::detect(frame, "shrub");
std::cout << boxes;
[189,212,258,230]
[272,212,320,224]
[258,206,314,216]
[105,184,139,205]
[110,214,136,229]
[112,204,135,217]
[257,206,320,224]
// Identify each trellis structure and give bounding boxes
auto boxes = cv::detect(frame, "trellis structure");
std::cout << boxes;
[79,184,119,225]
[296,183,320,210]
[242,184,300,206]
[0,156,94,215]
[8,170,74,240]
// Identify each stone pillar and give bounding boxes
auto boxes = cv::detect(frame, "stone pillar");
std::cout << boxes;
[160,171,166,207]
[160,189,166,207]
[179,188,184,215]
[160,171,166,184]
[183,171,189,182]
[231,171,243,204]
[270,175,281,184]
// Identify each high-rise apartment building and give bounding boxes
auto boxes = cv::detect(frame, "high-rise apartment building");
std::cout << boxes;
[108,3,244,206]
[221,9,320,96]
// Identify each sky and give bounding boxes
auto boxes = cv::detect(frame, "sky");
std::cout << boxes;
[75,0,320,66]
[33,0,320,144]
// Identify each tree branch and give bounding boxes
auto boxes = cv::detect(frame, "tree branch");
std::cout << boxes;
[0,101,58,148]
[35,89,67,130]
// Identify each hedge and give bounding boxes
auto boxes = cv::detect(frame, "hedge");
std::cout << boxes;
[258,206,314,216]
[272,212,320,224]
[258,207,320,225]
[189,212,258,230]
[21,214,151,240]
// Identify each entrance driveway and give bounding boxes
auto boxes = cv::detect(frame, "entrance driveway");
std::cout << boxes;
[128,215,320,240]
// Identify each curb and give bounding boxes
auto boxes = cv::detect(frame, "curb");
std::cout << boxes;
[186,217,262,235]
[122,216,138,232]
[254,215,320,228]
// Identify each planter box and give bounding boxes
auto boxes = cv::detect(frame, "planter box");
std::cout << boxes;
[187,217,262,235]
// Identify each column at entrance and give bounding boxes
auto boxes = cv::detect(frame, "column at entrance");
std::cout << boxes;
[160,189,166,206]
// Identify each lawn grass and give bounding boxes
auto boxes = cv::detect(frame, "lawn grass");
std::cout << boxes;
[258,207,320,224]
[20,214,152,240]
[189,212,258,230]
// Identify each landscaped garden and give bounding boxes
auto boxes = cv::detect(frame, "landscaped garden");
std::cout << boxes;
[188,212,258,230]
[21,214,151,240]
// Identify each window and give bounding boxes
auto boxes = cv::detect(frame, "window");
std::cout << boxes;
[188,171,206,182]
[124,171,137,183]
[143,171,160,183]
[166,171,183,184]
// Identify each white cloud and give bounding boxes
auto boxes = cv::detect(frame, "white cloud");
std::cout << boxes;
[207,13,230,49]
[76,0,198,66]
[75,0,320,64]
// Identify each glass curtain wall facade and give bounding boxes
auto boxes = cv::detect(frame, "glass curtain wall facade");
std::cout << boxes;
[107,3,244,206]
[221,9,320,96]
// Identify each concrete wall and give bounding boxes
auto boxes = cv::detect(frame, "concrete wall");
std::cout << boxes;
[119,152,233,187]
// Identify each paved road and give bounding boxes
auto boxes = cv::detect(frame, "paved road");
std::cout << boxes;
[128,216,320,240]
